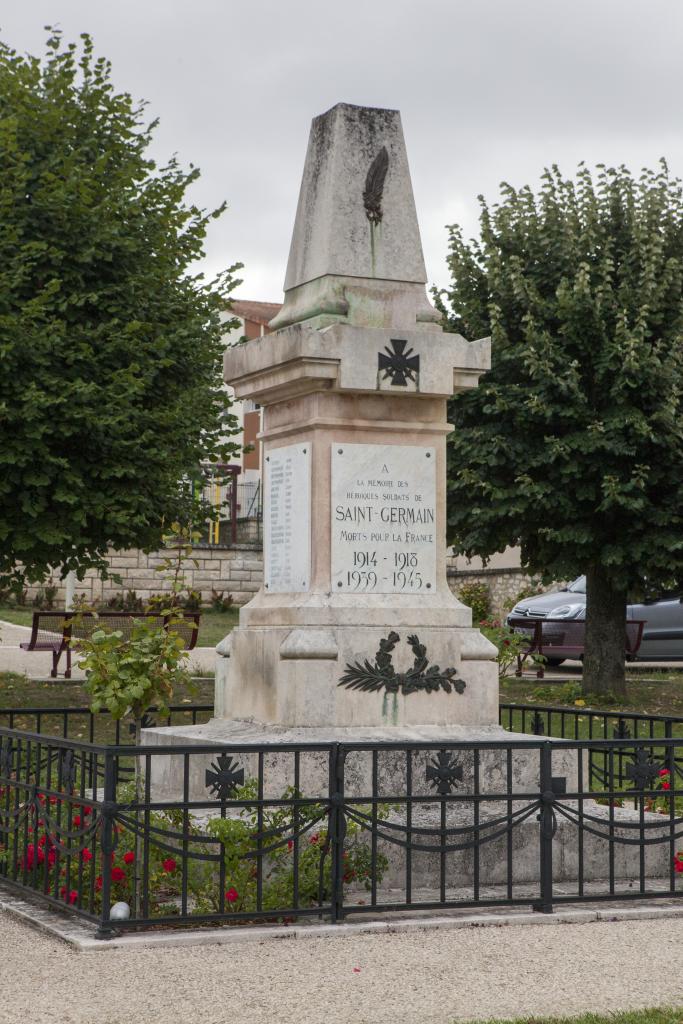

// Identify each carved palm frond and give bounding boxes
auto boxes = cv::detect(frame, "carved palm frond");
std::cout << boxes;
[339,633,466,697]
[363,146,389,225]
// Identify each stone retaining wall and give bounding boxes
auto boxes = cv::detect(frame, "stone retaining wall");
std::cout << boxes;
[25,545,264,608]
[446,564,545,619]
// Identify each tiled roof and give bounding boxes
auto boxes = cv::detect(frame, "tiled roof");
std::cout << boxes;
[229,299,282,326]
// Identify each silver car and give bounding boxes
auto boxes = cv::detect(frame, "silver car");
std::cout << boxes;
[507,576,683,663]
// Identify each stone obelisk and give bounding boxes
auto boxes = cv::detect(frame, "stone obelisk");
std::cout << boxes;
[214,102,497,733]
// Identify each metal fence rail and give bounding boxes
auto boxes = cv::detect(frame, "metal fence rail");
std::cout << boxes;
[1,713,683,937]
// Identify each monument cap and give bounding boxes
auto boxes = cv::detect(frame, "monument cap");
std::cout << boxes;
[270,103,438,331]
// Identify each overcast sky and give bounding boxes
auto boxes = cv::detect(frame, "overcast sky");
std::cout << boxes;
[4,1,683,303]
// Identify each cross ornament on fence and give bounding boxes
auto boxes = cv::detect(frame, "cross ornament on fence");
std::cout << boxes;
[205,754,245,801]
[625,749,661,790]
[426,750,463,795]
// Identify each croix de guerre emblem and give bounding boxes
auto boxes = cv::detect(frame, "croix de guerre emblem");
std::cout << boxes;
[378,338,420,387]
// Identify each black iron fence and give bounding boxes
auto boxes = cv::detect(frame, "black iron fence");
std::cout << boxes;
[1,708,683,937]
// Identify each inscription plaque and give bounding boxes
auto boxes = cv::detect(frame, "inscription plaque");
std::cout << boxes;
[331,443,436,594]
[264,443,311,593]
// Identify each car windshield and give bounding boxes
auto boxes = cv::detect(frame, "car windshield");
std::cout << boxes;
[567,576,586,594]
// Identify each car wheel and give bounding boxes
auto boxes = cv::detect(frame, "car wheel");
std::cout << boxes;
[545,657,565,668]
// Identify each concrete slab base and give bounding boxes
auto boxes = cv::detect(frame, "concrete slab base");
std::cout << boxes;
[2,880,682,953]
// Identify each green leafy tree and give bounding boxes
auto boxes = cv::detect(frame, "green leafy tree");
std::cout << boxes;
[0,30,242,589]
[437,162,683,696]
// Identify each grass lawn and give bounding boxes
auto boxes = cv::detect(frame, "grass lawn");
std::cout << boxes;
[463,1012,683,1024]
[0,670,214,710]
[0,604,239,648]
[502,672,683,717]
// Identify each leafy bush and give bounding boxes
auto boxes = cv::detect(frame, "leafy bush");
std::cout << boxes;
[31,578,58,610]
[180,590,202,613]
[7,778,388,923]
[210,590,234,613]
[105,590,145,613]
[457,581,491,623]
[480,619,532,679]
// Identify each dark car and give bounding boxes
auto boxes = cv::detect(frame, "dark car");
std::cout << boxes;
[507,576,683,663]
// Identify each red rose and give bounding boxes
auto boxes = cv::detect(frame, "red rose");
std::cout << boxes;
[47,849,56,867]
[68,890,78,905]
[83,806,92,815]
[123,851,135,865]
[59,886,66,897]
[659,768,670,776]
[225,887,238,903]
[162,858,177,873]
[72,815,81,827]
[309,834,319,845]
[111,866,125,882]
[38,835,47,848]
[95,876,103,891]
[81,848,93,862]
[661,782,671,790]
[287,840,293,851]
[674,859,683,874]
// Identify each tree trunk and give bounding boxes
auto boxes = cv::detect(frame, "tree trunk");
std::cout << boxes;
[582,565,628,698]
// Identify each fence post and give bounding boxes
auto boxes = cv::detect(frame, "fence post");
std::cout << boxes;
[328,743,346,924]
[230,473,238,546]
[95,752,117,940]
[534,741,555,914]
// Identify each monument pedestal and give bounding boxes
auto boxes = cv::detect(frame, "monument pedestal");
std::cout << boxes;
[214,318,497,729]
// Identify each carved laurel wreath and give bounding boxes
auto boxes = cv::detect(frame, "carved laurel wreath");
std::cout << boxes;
[338,632,466,697]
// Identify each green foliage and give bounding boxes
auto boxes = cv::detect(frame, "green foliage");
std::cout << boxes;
[0,30,242,588]
[456,581,491,623]
[105,590,145,613]
[438,161,683,594]
[78,618,191,720]
[210,589,234,613]
[201,781,389,914]
[31,577,57,609]
[480,620,530,679]
[77,522,201,722]
[7,778,389,922]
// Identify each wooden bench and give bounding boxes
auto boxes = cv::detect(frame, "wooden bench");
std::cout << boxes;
[507,616,646,679]
[19,611,201,679]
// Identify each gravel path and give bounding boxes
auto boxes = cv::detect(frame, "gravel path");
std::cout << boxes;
[1,914,683,1024]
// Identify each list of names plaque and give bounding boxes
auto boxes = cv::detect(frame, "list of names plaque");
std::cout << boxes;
[264,443,311,593]
[331,443,436,594]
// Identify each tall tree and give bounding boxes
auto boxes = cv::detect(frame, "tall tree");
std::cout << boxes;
[437,162,683,696]
[0,30,241,588]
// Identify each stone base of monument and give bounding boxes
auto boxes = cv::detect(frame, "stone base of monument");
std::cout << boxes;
[377,803,671,889]
[141,719,669,889]
[214,622,498,728]
[142,719,577,801]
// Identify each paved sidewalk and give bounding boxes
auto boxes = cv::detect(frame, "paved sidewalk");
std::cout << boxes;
[1,909,682,1024]
[0,618,216,678]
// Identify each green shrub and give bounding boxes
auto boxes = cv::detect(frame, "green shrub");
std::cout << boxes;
[210,590,234,613]
[457,581,491,623]
[480,620,529,679]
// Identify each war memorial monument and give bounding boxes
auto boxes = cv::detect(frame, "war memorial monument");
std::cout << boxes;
[145,103,669,893]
